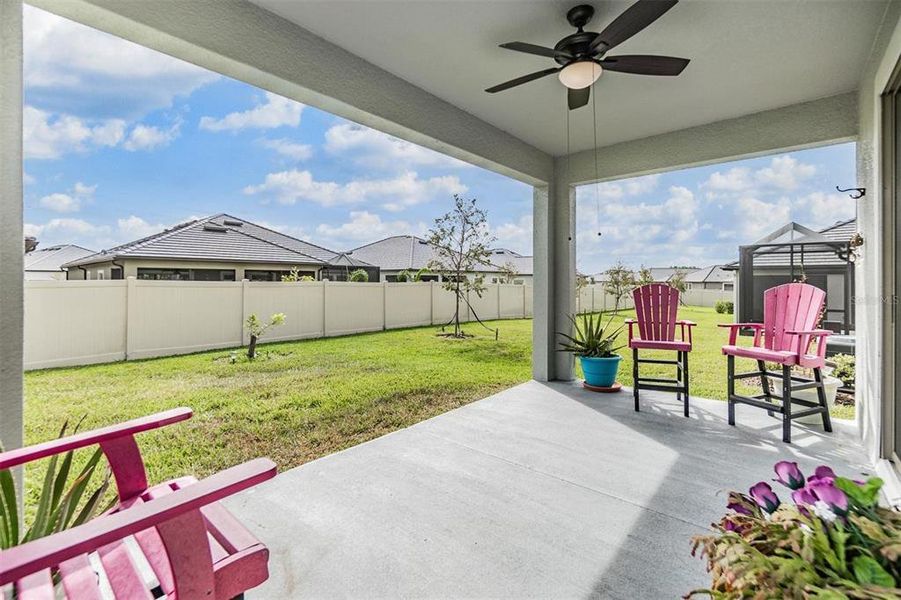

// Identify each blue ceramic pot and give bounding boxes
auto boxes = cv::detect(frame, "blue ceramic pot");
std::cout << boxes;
[580,355,622,387]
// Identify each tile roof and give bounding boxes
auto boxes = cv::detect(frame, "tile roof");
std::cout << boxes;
[346,236,533,274]
[64,214,370,268]
[724,218,856,270]
[684,265,734,283]
[25,244,95,272]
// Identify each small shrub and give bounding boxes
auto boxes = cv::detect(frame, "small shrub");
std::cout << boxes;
[395,269,411,282]
[245,312,286,359]
[832,353,855,387]
[715,300,734,314]
[348,269,369,282]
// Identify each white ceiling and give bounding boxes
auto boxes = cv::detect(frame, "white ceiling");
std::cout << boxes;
[250,0,890,156]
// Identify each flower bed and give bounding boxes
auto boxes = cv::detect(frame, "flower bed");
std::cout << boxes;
[689,461,900,598]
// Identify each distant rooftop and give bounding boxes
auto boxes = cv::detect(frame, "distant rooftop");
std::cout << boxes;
[25,244,95,272]
[64,214,369,269]
[347,236,533,275]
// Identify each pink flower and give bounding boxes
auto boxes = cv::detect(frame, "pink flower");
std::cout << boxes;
[791,487,817,506]
[749,482,780,513]
[773,461,806,490]
[809,480,848,516]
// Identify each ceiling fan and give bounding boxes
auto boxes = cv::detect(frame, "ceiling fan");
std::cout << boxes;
[485,1,689,110]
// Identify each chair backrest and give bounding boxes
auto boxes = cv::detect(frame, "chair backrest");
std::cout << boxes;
[632,284,680,341]
[763,283,826,352]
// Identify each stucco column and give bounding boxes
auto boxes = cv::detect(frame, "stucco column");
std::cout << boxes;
[0,0,24,454]
[532,158,576,382]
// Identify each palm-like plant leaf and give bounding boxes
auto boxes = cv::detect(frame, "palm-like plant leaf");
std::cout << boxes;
[557,312,624,358]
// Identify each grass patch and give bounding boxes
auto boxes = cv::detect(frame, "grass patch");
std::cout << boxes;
[22,307,852,506]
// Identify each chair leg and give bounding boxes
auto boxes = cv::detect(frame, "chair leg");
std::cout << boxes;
[683,350,690,418]
[676,351,683,403]
[727,355,735,426]
[632,347,640,412]
[782,364,792,444]
[757,359,774,417]
[814,367,833,433]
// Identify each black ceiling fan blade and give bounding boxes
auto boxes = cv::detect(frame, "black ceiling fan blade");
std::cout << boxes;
[485,67,560,93]
[589,0,679,53]
[600,55,689,76]
[499,42,572,60]
[568,86,590,110]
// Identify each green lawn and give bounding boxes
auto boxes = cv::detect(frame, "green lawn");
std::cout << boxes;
[22,306,852,500]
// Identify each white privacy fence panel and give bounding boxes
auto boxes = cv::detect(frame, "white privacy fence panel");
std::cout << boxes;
[574,285,733,312]
[128,280,243,360]
[681,288,734,307]
[24,280,533,370]
[25,281,127,369]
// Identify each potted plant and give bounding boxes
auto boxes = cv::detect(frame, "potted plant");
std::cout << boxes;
[558,313,624,387]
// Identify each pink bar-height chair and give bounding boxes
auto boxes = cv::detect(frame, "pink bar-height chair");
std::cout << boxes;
[626,284,696,416]
[720,283,833,443]
[0,408,276,599]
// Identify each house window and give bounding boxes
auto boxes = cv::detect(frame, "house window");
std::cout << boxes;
[136,268,235,281]
[110,267,123,280]
[97,271,104,280]
[245,269,311,281]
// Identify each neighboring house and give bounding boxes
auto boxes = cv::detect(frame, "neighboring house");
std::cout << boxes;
[24,244,95,280]
[63,214,378,282]
[684,265,734,291]
[591,266,694,285]
[346,235,533,283]
[724,218,856,333]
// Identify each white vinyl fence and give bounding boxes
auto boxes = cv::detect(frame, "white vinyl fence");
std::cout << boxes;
[575,284,733,312]
[24,279,533,370]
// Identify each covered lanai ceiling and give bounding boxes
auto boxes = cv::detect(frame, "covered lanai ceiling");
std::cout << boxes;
[250,1,890,157]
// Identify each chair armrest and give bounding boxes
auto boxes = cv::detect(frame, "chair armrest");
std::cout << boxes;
[786,329,832,336]
[623,319,636,324]
[717,323,764,345]
[0,457,276,586]
[624,319,636,342]
[0,408,192,470]
[676,320,697,326]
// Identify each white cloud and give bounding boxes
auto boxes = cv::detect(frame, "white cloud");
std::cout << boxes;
[702,167,752,196]
[315,211,425,248]
[23,172,35,185]
[117,215,164,239]
[39,193,80,213]
[24,218,109,238]
[755,155,816,191]
[259,138,313,161]
[491,214,533,255]
[730,196,791,240]
[592,174,660,200]
[324,123,469,170]
[796,192,856,228]
[24,5,218,120]
[199,92,303,132]
[243,169,466,211]
[24,105,125,159]
[37,181,97,213]
[123,122,180,151]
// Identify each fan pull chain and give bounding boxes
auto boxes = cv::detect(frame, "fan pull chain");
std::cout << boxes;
[592,79,601,240]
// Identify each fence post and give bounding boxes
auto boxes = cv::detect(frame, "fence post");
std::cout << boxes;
[240,279,249,346]
[322,280,328,337]
[523,284,527,319]
[497,283,501,319]
[430,280,435,325]
[125,276,136,360]
[382,281,387,331]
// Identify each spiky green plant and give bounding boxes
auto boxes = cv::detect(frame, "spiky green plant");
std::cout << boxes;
[0,419,112,549]
[557,313,624,358]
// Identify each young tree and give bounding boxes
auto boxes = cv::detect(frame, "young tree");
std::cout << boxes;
[427,194,495,337]
[636,265,654,287]
[498,261,519,284]
[603,261,635,313]
[245,312,286,359]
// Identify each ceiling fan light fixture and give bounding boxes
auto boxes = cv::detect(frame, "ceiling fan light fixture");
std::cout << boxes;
[558,60,602,89]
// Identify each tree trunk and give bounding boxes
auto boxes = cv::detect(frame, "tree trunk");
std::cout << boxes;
[247,334,258,359]
[454,280,462,337]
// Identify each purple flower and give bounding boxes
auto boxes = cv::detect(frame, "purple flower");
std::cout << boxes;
[808,465,836,485]
[727,499,752,516]
[749,482,780,513]
[791,487,817,506]
[773,461,806,490]
[809,480,848,515]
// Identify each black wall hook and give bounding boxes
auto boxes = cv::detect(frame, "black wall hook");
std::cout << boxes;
[836,185,866,200]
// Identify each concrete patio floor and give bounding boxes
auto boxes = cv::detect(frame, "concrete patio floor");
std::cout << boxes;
[226,381,871,599]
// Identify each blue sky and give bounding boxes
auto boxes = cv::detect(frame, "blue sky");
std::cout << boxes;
[23,6,854,275]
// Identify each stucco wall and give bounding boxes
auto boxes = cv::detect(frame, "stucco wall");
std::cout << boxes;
[855,2,901,472]
[67,259,324,281]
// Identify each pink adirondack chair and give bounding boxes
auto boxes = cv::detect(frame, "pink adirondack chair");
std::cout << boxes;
[0,408,276,599]
[720,282,832,443]
[626,284,696,416]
